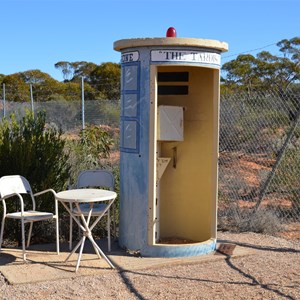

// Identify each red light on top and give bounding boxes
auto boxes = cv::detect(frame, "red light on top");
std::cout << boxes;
[166,27,177,37]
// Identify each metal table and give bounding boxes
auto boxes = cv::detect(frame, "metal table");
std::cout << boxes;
[56,189,117,272]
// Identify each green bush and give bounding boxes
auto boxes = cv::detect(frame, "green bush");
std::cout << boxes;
[0,110,70,192]
[0,110,70,244]
[66,125,114,185]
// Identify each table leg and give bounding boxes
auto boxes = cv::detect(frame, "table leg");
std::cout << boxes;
[65,237,84,263]
[78,208,101,259]
[87,234,115,269]
[75,236,86,272]
[90,240,102,259]
[60,200,115,271]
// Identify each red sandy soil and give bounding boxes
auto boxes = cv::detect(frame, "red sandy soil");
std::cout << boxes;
[219,151,300,240]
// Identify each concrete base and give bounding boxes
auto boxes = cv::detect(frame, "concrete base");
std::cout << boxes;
[0,239,254,285]
[141,238,216,257]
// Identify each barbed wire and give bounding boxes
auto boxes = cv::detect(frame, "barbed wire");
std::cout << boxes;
[222,42,278,61]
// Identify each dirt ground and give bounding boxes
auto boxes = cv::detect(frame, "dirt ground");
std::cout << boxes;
[0,231,299,300]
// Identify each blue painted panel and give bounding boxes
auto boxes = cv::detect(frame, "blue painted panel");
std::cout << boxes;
[120,62,140,154]
[119,54,150,251]
[122,94,138,117]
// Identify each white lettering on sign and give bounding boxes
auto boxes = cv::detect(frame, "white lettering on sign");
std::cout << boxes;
[151,50,221,66]
[121,51,139,63]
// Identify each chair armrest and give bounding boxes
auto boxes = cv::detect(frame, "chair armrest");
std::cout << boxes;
[34,189,57,197]
[33,189,58,216]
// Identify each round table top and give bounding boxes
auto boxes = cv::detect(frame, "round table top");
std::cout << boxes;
[56,188,117,203]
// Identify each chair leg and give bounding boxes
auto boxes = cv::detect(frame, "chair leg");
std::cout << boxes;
[69,214,73,251]
[26,222,33,248]
[69,202,73,251]
[21,218,26,261]
[55,215,60,254]
[112,204,116,238]
[0,217,5,251]
[107,210,111,252]
[55,199,60,254]
[69,213,80,251]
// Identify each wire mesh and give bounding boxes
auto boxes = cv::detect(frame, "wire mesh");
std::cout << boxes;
[0,83,299,234]
[218,88,300,232]
[0,98,120,132]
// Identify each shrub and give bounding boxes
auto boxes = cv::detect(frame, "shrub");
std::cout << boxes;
[248,209,282,234]
[0,110,71,244]
[66,125,114,185]
[0,110,70,192]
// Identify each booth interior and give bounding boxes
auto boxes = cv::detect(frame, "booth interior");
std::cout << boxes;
[149,65,219,246]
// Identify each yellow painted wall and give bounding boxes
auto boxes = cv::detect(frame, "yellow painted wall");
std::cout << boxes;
[156,65,219,242]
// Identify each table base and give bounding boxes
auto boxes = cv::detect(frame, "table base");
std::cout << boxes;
[65,232,115,272]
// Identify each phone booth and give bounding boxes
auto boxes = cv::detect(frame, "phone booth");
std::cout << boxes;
[114,28,228,257]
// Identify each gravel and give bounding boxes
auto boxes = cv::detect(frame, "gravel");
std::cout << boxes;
[1,232,299,300]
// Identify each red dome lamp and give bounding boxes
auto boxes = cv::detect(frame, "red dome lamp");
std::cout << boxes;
[166,27,177,37]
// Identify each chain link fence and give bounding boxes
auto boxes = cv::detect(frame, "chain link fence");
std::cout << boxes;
[0,84,299,235]
[218,88,300,233]
[0,98,120,132]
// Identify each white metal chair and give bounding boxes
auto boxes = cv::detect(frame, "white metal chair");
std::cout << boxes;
[69,170,115,251]
[0,175,59,261]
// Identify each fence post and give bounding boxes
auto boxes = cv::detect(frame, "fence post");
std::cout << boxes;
[2,83,6,118]
[30,84,34,116]
[81,77,85,130]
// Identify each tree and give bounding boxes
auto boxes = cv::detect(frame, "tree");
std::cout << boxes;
[256,50,299,91]
[71,61,98,82]
[276,37,300,89]
[54,61,75,81]
[20,69,62,101]
[0,70,64,102]
[19,69,54,84]
[222,54,260,93]
[54,61,121,100]
[277,37,300,62]
[221,37,300,93]
[90,62,121,99]
[59,81,81,101]
[0,74,5,83]
[1,74,30,102]
[54,61,99,83]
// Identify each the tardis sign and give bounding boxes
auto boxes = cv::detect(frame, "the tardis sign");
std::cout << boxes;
[151,50,221,66]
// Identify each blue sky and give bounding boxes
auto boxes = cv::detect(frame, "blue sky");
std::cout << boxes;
[1,0,299,81]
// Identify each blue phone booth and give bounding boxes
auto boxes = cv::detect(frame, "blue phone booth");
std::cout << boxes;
[114,28,228,257]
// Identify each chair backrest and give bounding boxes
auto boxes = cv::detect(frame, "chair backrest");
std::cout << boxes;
[0,175,32,197]
[76,170,115,191]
